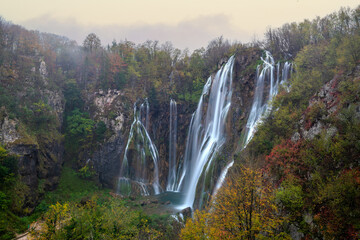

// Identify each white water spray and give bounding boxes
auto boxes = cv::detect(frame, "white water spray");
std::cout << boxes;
[176,56,235,209]
[118,100,161,196]
[167,99,178,191]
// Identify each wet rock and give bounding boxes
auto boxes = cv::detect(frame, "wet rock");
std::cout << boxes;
[180,207,192,219]
[140,199,151,206]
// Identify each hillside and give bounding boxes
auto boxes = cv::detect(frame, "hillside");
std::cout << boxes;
[0,5,359,240]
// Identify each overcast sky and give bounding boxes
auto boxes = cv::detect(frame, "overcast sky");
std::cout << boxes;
[1,0,359,50]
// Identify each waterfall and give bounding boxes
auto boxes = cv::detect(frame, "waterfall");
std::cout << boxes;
[139,98,150,131]
[167,99,178,191]
[176,56,235,209]
[244,51,293,146]
[212,52,293,199]
[117,100,160,196]
[212,160,234,196]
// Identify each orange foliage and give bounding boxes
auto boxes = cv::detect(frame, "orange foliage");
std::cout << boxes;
[265,140,307,184]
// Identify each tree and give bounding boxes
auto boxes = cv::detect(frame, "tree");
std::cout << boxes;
[212,166,288,239]
[180,210,211,240]
[65,109,95,153]
[205,36,230,70]
[181,166,289,240]
[83,33,101,52]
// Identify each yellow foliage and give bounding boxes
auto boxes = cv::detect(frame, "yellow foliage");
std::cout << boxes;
[30,202,70,240]
[180,210,211,240]
[181,166,290,240]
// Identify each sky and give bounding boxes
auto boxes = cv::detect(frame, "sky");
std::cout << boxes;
[1,0,359,50]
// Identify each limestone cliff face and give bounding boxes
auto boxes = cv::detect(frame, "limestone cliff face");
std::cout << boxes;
[150,101,193,190]
[228,50,262,152]
[0,62,65,213]
[85,89,194,190]
[83,89,130,188]
[199,50,262,193]
[296,76,340,141]
[291,69,359,143]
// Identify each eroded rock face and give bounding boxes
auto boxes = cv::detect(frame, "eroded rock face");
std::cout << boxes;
[0,126,64,213]
[0,116,20,144]
[84,89,129,188]
[94,90,122,113]
[91,131,125,188]
[293,76,341,141]
[228,52,261,151]
[39,60,48,80]
[43,89,65,124]
[0,84,65,214]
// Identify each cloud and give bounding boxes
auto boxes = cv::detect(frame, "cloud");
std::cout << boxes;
[20,14,251,50]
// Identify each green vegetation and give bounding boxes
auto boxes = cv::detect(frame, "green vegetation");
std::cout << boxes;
[29,198,183,240]
[239,6,360,239]
[27,165,181,240]
[0,147,30,240]
[0,4,359,240]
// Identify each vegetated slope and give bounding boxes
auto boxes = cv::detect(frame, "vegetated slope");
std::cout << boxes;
[0,15,255,239]
[182,6,360,240]
[0,4,359,239]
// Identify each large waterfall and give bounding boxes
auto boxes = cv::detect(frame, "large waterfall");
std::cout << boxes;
[117,52,293,210]
[118,100,161,196]
[176,56,235,209]
[167,99,178,191]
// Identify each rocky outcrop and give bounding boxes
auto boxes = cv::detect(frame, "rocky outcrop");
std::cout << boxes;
[0,64,65,213]
[42,89,65,125]
[0,115,20,144]
[0,128,64,213]
[292,75,341,142]
[228,50,262,151]
[85,89,130,188]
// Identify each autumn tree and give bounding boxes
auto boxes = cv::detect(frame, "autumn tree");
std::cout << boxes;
[205,36,230,70]
[83,33,101,52]
[181,166,289,240]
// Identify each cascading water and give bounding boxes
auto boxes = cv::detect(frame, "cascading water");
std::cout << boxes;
[117,100,161,196]
[139,99,150,131]
[212,52,293,200]
[167,99,178,191]
[176,56,235,209]
[212,160,234,196]
[244,51,293,146]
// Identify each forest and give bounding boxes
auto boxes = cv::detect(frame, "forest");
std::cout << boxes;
[0,5,359,240]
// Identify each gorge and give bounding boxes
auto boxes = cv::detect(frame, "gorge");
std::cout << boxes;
[0,5,359,239]
[114,52,293,210]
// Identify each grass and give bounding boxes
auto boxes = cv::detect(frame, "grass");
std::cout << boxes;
[41,164,109,205]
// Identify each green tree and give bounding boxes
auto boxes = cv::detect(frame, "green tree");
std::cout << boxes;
[65,109,95,153]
